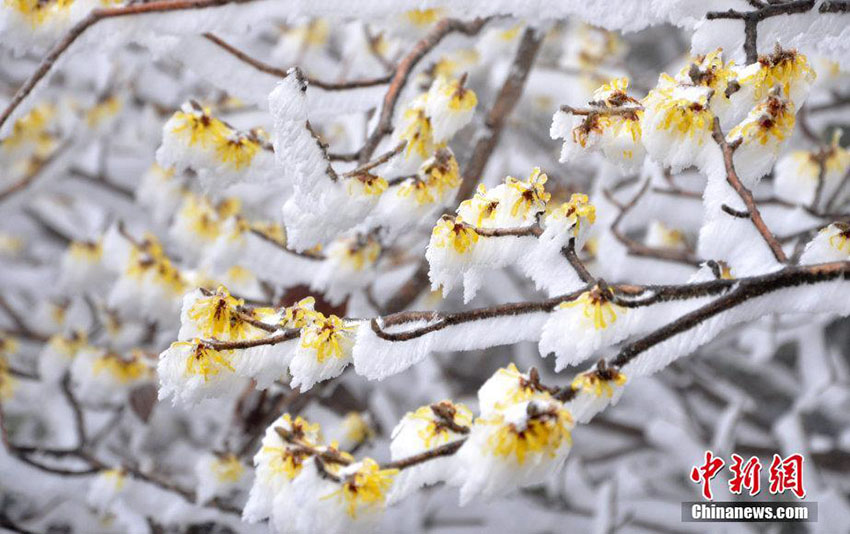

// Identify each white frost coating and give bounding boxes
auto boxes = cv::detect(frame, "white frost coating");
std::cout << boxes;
[353,312,548,380]
[270,74,377,250]
[234,341,297,390]
[244,414,322,524]
[726,92,796,186]
[698,160,784,276]
[623,277,850,378]
[171,35,280,109]
[693,10,850,70]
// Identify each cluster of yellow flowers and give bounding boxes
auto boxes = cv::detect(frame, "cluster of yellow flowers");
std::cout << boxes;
[180,340,235,381]
[125,233,187,297]
[483,406,573,465]
[299,313,355,363]
[91,351,151,384]
[409,401,473,448]
[431,215,480,254]
[170,104,265,171]
[325,458,398,518]
[396,148,461,205]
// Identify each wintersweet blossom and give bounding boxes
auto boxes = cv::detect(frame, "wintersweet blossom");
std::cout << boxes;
[774,134,850,207]
[727,89,796,184]
[567,364,628,423]
[289,312,356,391]
[452,397,574,504]
[539,285,640,370]
[477,363,554,416]
[157,339,244,403]
[244,414,322,523]
[425,75,478,143]
[800,223,850,264]
[550,78,644,170]
[735,45,816,108]
[396,94,438,165]
[38,329,88,382]
[642,78,717,170]
[195,452,248,504]
[0,343,16,400]
[674,49,739,122]
[272,455,395,534]
[388,400,472,502]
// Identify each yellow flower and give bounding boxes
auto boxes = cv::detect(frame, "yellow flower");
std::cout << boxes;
[8,0,73,27]
[728,92,795,145]
[827,224,850,253]
[179,340,235,381]
[741,46,815,101]
[69,239,102,262]
[399,107,437,160]
[86,96,122,128]
[431,216,479,254]
[458,184,500,228]
[397,178,436,205]
[347,173,388,197]
[483,406,573,465]
[333,237,381,271]
[171,105,231,148]
[215,133,260,170]
[559,287,623,330]
[0,353,15,400]
[341,412,375,445]
[422,148,460,193]
[2,103,54,151]
[0,335,20,357]
[287,18,330,48]
[262,447,309,480]
[410,401,472,448]
[48,330,88,357]
[102,468,126,491]
[678,48,737,96]
[405,8,442,27]
[300,314,354,363]
[437,77,477,112]
[646,87,714,141]
[92,352,150,384]
[323,458,397,518]
[187,286,244,340]
[211,454,244,483]
[506,167,551,218]
[571,368,627,398]
[282,297,319,329]
[550,193,596,234]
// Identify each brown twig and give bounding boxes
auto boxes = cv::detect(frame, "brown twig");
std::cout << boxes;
[710,117,788,263]
[202,33,393,90]
[455,27,543,202]
[0,0,261,133]
[358,17,490,164]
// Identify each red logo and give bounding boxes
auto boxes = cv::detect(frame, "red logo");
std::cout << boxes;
[690,452,806,500]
